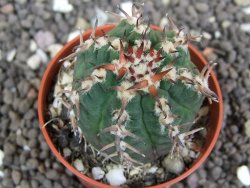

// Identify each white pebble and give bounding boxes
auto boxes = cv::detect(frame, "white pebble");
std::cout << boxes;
[0,170,4,178]
[214,31,221,39]
[47,44,63,58]
[29,40,37,52]
[106,167,126,186]
[53,0,73,13]
[243,7,250,14]
[36,49,48,64]
[237,165,250,186]
[120,2,133,17]
[27,54,41,70]
[6,49,16,62]
[240,23,250,33]
[222,20,231,28]
[94,7,108,26]
[91,167,105,180]
[73,159,84,172]
[147,166,158,174]
[202,32,212,40]
[63,148,72,158]
[162,155,185,175]
[67,30,80,42]
[0,149,4,166]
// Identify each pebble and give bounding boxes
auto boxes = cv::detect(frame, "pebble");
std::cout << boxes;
[91,167,105,180]
[73,159,84,172]
[1,3,14,14]
[26,158,39,170]
[106,167,126,186]
[67,30,80,42]
[210,166,222,180]
[11,170,22,185]
[29,40,37,52]
[237,165,250,186]
[0,149,4,166]
[47,44,63,58]
[6,49,16,62]
[240,23,250,32]
[53,0,73,13]
[120,1,133,17]
[244,120,250,136]
[195,3,209,13]
[75,17,90,30]
[162,155,185,175]
[34,30,55,49]
[4,142,16,155]
[27,54,41,70]
[234,0,250,6]
[94,7,108,27]
[36,48,48,64]
[222,20,231,28]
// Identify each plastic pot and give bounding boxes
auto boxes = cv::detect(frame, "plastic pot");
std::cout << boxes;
[38,24,223,188]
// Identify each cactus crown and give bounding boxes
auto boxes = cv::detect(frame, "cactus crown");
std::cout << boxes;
[54,4,218,169]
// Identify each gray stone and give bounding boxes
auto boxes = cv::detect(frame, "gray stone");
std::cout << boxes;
[234,0,250,6]
[195,3,209,13]
[26,158,39,170]
[210,166,222,180]
[11,170,22,185]
[244,120,250,136]
[34,30,55,49]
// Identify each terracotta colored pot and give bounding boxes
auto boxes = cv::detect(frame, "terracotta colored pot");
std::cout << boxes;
[38,24,223,188]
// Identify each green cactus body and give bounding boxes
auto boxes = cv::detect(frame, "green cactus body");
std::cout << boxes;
[71,18,205,166]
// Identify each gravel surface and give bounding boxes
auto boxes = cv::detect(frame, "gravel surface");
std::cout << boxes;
[0,0,250,187]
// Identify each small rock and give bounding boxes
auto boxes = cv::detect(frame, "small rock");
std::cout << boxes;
[243,7,250,14]
[106,167,126,186]
[47,44,63,58]
[240,23,250,33]
[75,17,90,30]
[34,30,55,49]
[195,3,209,13]
[73,159,84,172]
[119,1,133,17]
[1,3,14,14]
[63,148,71,158]
[27,54,41,70]
[202,32,212,40]
[187,173,198,188]
[214,31,221,39]
[11,170,22,185]
[210,166,222,180]
[244,120,250,136]
[6,49,16,62]
[29,40,37,52]
[4,142,16,155]
[36,49,48,64]
[53,0,73,13]
[94,7,108,26]
[0,149,4,166]
[92,167,105,180]
[162,0,171,6]
[26,158,39,170]
[46,169,59,180]
[222,20,231,28]
[160,17,168,29]
[20,179,30,188]
[237,165,250,186]
[67,30,80,42]
[234,0,250,7]
[162,155,185,175]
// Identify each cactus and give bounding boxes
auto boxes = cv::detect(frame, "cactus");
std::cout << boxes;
[54,4,218,169]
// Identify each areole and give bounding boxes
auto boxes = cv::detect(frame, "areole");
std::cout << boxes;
[38,24,223,188]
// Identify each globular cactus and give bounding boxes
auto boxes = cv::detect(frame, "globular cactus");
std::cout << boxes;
[55,4,218,169]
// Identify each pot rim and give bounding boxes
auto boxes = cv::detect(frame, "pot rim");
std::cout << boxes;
[38,24,223,188]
